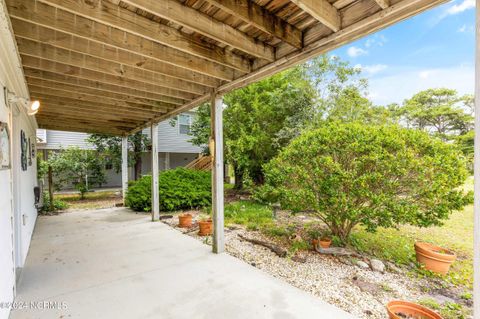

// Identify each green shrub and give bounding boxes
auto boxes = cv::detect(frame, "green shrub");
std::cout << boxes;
[125,168,212,212]
[258,122,469,243]
[41,192,69,212]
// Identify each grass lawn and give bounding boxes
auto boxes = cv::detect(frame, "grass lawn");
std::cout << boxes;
[56,190,122,210]
[351,177,474,288]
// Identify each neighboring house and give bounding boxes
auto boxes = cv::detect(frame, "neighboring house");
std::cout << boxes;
[36,112,202,188]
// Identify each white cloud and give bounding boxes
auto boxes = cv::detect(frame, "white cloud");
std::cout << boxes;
[347,46,368,57]
[446,0,475,15]
[368,65,474,105]
[365,34,388,48]
[355,64,388,75]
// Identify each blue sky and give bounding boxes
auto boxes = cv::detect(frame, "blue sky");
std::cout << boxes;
[332,0,475,106]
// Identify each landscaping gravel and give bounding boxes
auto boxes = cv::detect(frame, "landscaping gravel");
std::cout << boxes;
[162,212,469,319]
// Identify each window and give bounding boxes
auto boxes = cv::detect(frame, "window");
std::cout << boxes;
[178,114,192,135]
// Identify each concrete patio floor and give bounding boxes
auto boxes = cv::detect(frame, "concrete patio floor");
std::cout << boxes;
[11,208,356,319]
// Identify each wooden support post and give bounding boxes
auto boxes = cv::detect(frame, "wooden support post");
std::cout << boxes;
[151,123,160,221]
[121,136,128,205]
[474,2,480,316]
[211,93,224,253]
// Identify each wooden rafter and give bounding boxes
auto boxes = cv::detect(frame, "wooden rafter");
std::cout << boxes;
[22,56,198,100]
[34,96,161,118]
[7,0,240,81]
[11,19,223,88]
[29,87,171,113]
[122,0,275,60]
[23,69,186,106]
[30,0,252,72]
[289,0,341,32]
[205,0,303,49]
[26,77,179,109]
[16,38,210,96]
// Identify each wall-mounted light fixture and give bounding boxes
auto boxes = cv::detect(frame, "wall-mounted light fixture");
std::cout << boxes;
[4,87,40,116]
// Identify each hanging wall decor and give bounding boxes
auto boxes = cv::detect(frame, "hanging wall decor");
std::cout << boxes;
[28,137,32,166]
[21,130,27,171]
[0,122,10,170]
[31,138,36,158]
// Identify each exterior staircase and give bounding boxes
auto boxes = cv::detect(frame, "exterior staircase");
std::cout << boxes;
[185,155,212,171]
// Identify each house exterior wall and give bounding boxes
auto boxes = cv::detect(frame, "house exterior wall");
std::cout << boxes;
[37,113,202,188]
[0,2,38,318]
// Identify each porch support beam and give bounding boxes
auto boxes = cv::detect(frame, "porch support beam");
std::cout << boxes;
[211,93,224,254]
[151,122,160,221]
[474,1,480,316]
[122,136,128,205]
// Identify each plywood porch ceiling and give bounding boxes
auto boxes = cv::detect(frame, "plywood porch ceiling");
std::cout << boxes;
[6,0,446,135]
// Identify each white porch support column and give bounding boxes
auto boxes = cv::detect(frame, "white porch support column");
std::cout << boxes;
[474,2,480,316]
[121,136,128,205]
[151,123,160,221]
[165,152,170,170]
[210,93,224,253]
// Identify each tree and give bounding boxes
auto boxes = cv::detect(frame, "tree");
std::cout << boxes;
[189,65,316,189]
[48,147,106,199]
[258,123,470,243]
[400,89,473,141]
[88,132,150,180]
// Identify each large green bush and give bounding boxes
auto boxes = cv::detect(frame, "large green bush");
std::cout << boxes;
[257,122,469,243]
[125,168,211,212]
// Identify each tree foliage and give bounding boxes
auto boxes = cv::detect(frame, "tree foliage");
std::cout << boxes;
[257,123,470,243]
[190,65,316,188]
[88,132,150,180]
[399,89,473,140]
[47,147,106,199]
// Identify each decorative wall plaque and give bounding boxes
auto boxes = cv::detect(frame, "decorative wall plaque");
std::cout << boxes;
[21,130,27,171]
[0,122,10,169]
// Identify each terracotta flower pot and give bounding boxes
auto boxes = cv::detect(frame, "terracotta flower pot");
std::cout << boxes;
[319,238,332,249]
[312,239,319,250]
[198,219,213,236]
[387,300,443,319]
[414,242,456,275]
[178,213,193,228]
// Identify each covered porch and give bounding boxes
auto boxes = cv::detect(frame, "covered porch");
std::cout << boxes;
[11,207,354,319]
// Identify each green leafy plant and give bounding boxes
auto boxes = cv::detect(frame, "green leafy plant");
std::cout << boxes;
[125,168,211,212]
[40,192,68,212]
[258,122,469,243]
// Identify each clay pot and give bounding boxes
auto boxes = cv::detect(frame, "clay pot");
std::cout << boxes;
[414,242,456,275]
[387,300,443,319]
[198,219,213,236]
[319,238,332,249]
[178,213,193,228]
[312,239,319,250]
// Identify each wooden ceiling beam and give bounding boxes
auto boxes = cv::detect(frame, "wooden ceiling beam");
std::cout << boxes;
[38,105,152,121]
[16,38,210,96]
[205,0,303,49]
[289,0,341,32]
[26,0,251,72]
[37,122,130,135]
[122,0,274,60]
[34,96,161,118]
[21,57,198,100]
[7,0,240,81]
[29,87,170,113]
[373,0,390,9]
[12,19,223,88]
[26,77,179,109]
[36,113,140,126]
[23,69,185,106]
